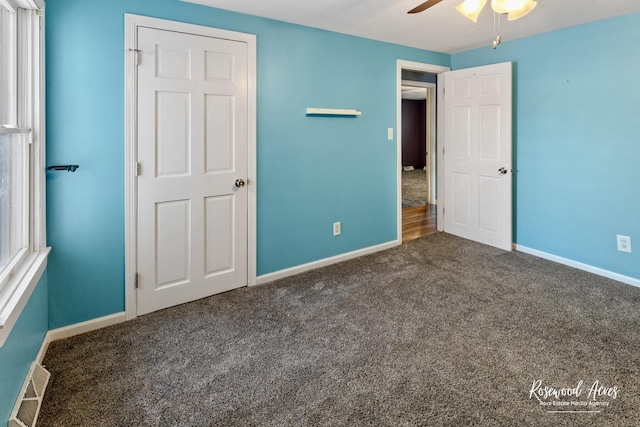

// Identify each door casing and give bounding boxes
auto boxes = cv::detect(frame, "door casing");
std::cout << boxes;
[124,14,257,320]
[396,60,450,242]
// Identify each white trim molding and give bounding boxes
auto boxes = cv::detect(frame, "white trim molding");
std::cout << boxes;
[0,249,49,346]
[124,15,257,320]
[514,244,640,288]
[12,0,44,9]
[36,312,126,364]
[256,240,400,285]
[0,4,47,347]
[396,60,450,242]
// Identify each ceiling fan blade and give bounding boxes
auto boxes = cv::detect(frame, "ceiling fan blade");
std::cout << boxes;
[408,0,444,14]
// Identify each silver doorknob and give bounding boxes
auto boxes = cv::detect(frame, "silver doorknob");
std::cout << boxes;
[498,167,508,175]
[235,178,246,188]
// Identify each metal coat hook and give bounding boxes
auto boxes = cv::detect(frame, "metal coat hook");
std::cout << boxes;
[47,165,79,172]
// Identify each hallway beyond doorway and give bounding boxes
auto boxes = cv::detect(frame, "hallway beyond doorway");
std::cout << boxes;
[402,204,437,242]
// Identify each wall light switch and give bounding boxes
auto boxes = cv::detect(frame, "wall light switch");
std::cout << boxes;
[333,222,341,236]
[387,128,394,140]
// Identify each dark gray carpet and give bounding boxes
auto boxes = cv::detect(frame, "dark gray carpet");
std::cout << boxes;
[39,233,640,426]
[402,169,428,208]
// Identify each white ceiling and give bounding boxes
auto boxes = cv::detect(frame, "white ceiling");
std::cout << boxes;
[183,0,640,54]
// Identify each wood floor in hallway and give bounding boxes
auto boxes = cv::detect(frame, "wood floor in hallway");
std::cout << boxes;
[402,204,437,242]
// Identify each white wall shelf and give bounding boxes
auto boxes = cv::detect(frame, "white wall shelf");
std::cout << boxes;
[306,108,361,116]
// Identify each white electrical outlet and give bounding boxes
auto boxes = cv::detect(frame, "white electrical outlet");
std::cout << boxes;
[617,235,632,253]
[387,128,394,140]
[333,222,341,236]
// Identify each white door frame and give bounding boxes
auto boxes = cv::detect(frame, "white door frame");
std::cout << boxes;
[396,60,450,242]
[124,14,257,320]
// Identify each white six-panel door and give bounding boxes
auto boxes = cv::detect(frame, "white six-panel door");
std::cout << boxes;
[136,26,249,315]
[443,62,512,251]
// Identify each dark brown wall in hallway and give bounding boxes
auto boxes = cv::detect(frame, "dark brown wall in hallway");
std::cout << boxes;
[402,99,426,168]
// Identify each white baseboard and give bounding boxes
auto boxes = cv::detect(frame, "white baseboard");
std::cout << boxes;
[514,244,640,288]
[36,312,126,364]
[256,240,401,285]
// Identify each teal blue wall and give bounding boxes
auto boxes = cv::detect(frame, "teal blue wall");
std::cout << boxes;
[45,0,449,328]
[5,6,637,423]
[0,273,48,423]
[451,12,640,280]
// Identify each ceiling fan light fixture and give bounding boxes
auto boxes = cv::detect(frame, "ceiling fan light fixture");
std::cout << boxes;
[455,0,487,22]
[507,0,537,20]
[490,0,526,14]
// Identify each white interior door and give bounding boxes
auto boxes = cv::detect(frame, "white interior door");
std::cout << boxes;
[443,62,512,250]
[136,26,249,315]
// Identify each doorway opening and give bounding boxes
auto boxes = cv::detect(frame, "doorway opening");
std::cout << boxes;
[400,69,438,242]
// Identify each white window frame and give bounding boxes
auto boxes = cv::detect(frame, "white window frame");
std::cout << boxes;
[0,0,48,347]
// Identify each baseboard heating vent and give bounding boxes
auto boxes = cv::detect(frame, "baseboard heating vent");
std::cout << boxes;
[9,362,50,427]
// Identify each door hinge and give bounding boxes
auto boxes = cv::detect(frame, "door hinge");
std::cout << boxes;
[135,162,141,177]
[134,273,139,289]
[443,207,446,215]
[129,48,141,66]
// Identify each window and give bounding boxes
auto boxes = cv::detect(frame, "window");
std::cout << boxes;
[1,5,27,285]
[0,0,47,347]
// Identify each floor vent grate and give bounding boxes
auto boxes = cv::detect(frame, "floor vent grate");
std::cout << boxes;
[9,362,50,427]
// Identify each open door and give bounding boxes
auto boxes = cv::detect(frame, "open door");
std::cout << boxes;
[442,62,512,251]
